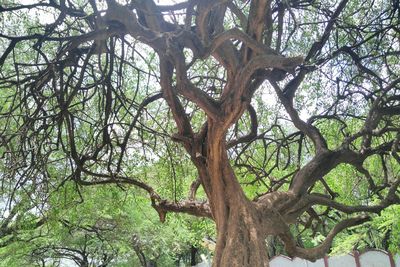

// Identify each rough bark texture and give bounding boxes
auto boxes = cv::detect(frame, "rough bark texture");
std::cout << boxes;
[205,123,270,266]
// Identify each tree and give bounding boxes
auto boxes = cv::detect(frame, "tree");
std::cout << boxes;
[0,181,210,267]
[0,0,399,266]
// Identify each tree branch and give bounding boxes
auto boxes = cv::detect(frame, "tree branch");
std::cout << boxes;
[227,104,258,148]
[271,81,328,153]
[209,28,278,56]
[279,214,370,261]
[306,179,400,214]
[74,171,212,221]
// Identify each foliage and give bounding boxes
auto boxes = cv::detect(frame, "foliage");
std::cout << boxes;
[330,204,400,255]
[0,182,213,266]
[0,0,399,266]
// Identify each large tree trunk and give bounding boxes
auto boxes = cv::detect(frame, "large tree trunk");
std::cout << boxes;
[212,197,270,267]
[203,122,270,267]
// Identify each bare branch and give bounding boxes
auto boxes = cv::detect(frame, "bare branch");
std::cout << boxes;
[228,104,258,148]
[279,214,370,261]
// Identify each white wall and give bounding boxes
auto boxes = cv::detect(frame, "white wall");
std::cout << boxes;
[270,250,399,267]
[194,250,399,267]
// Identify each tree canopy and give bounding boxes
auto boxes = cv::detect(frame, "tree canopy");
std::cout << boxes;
[0,0,399,266]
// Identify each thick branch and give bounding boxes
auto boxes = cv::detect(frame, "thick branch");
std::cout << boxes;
[227,104,258,148]
[210,28,277,56]
[102,0,161,46]
[159,59,194,141]
[289,149,362,196]
[74,171,212,221]
[279,215,370,261]
[306,178,400,214]
[227,2,247,30]
[153,199,212,222]
[247,0,270,42]
[172,50,221,119]
[196,1,240,71]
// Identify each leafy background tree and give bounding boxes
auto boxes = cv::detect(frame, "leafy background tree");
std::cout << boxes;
[0,181,214,266]
[0,0,399,266]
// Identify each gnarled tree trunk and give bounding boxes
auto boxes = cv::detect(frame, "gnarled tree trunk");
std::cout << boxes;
[203,121,270,267]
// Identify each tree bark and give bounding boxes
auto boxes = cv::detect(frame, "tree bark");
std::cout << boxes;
[203,120,269,267]
[212,199,270,267]
[190,245,198,266]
